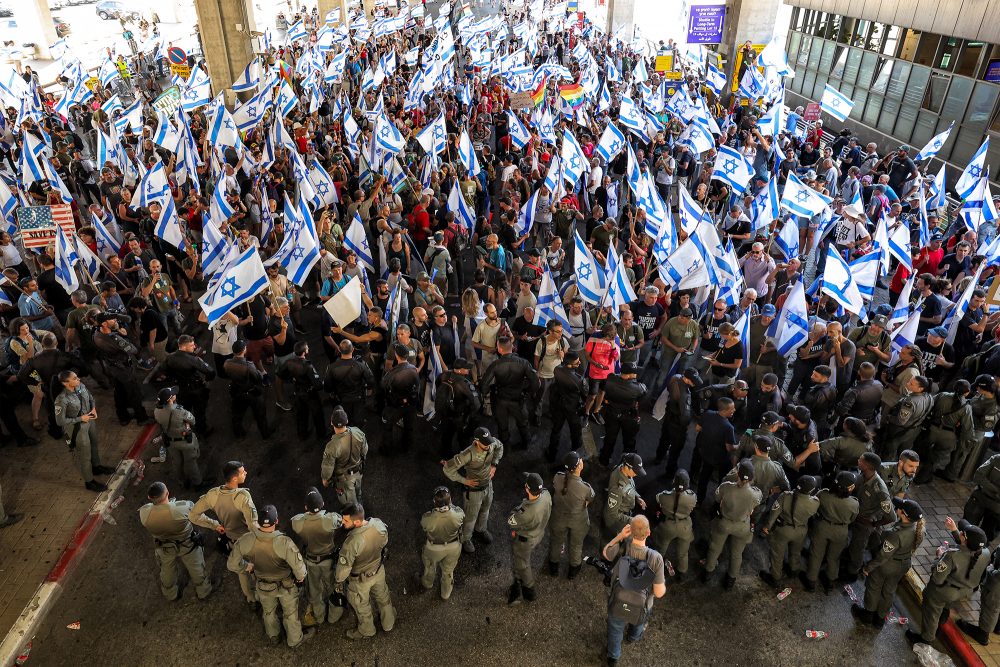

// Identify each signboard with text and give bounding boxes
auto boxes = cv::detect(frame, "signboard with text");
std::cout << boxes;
[654,55,673,73]
[687,5,726,44]
[986,59,1000,83]
[803,102,822,121]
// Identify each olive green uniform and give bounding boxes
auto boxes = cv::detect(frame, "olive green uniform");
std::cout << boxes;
[227,528,307,646]
[735,428,794,468]
[603,466,639,538]
[509,490,553,588]
[443,438,504,546]
[763,491,820,581]
[54,382,103,484]
[948,394,999,481]
[805,490,860,583]
[915,545,990,641]
[291,510,345,624]
[335,518,396,637]
[704,481,762,576]
[321,427,369,508]
[817,435,870,468]
[846,473,892,576]
[922,392,973,474]
[420,504,465,599]
[862,521,917,619]
[879,462,913,498]
[153,403,202,486]
[139,499,212,600]
[190,485,258,603]
[548,471,595,567]
[653,488,697,574]
[973,562,1000,636]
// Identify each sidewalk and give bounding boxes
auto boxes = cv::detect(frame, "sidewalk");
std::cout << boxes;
[0,393,142,638]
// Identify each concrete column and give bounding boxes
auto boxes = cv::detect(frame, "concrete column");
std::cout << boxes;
[17,0,59,60]
[605,0,636,36]
[317,0,349,25]
[192,0,258,102]
[719,0,783,87]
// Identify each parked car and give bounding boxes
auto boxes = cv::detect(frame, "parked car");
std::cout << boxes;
[95,0,138,21]
[52,15,70,37]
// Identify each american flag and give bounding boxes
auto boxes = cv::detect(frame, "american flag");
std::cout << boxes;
[17,204,74,249]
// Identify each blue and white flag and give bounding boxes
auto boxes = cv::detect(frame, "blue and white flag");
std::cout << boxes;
[749,175,780,230]
[887,220,914,271]
[560,129,587,190]
[598,82,613,112]
[945,265,985,345]
[888,272,916,330]
[153,195,185,251]
[275,79,298,117]
[543,156,561,196]
[507,111,532,150]
[775,218,799,260]
[820,84,855,122]
[18,132,48,187]
[706,63,726,96]
[90,207,120,257]
[95,128,120,169]
[200,218,229,277]
[0,179,17,233]
[658,239,710,291]
[198,246,269,326]
[956,138,991,201]
[533,264,571,335]
[54,227,80,293]
[344,213,375,273]
[781,172,832,217]
[210,175,236,223]
[457,128,481,176]
[280,194,320,286]
[733,311,751,368]
[821,245,865,315]
[606,60,622,83]
[890,306,922,364]
[756,102,783,137]
[448,181,477,233]
[677,187,707,236]
[373,111,406,155]
[738,66,766,101]
[516,189,540,236]
[929,164,947,210]
[325,50,348,83]
[181,66,212,111]
[915,121,954,162]
[618,95,647,139]
[536,108,556,146]
[595,122,626,165]
[134,162,170,209]
[208,95,244,152]
[604,244,638,314]
[757,39,795,77]
[74,236,100,280]
[849,251,881,301]
[632,57,648,83]
[308,157,339,208]
[231,58,260,92]
[712,144,754,194]
[772,280,809,355]
[573,230,607,305]
[677,120,714,155]
[286,19,307,44]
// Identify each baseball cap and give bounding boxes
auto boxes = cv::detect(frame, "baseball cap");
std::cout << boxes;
[330,258,344,268]
[305,487,325,511]
[524,472,544,494]
[331,407,349,428]
[871,315,888,328]
[761,411,783,426]
[737,460,754,481]
[752,435,772,452]
[891,497,923,521]
[453,357,471,370]
[621,362,638,375]
[473,427,492,442]
[931,231,943,240]
[683,368,703,386]
[761,304,776,316]
[563,451,582,470]
[259,504,279,527]
[94,312,119,324]
[157,386,178,404]
[813,365,832,378]
[434,231,444,241]
[790,405,812,423]
[621,453,646,476]
[927,326,948,338]
[417,271,431,281]
[975,375,997,392]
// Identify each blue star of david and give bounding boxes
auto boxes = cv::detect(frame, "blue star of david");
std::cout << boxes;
[380,126,393,139]
[829,98,841,108]
[317,182,330,195]
[686,259,701,275]
[202,240,211,254]
[969,164,983,178]
[223,118,234,131]
[578,263,592,281]
[720,158,737,176]
[360,235,370,251]
[184,89,198,100]
[221,276,240,298]
[246,104,257,117]
[291,245,305,259]
[568,154,580,171]
[932,139,941,149]
[432,125,445,140]
[795,190,811,203]
[607,139,620,154]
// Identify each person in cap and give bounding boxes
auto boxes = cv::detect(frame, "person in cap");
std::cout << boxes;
[139,481,214,601]
[848,315,892,369]
[321,407,369,509]
[547,349,588,462]
[291,488,348,627]
[877,374,933,461]
[602,515,666,667]
[799,365,837,439]
[786,321,828,400]
[914,326,955,389]
[333,503,396,639]
[92,311,151,424]
[744,372,786,433]
[420,486,465,600]
[852,497,925,629]
[190,461,258,604]
[53,370,116,491]
[702,460,763,589]
[548,451,595,579]
[910,517,990,643]
[802,471,860,592]
[653,470,697,582]
[278,340,328,441]
[886,145,919,200]
[957,543,1000,645]
[153,385,203,488]
[434,356,482,458]
[598,362,647,466]
[507,472,552,603]
[603,453,647,539]
[964,448,1000,542]
[947,374,999,481]
[228,504,314,647]
[161,334,216,437]
[735,411,795,469]
[725,434,790,521]
[442,427,504,553]
[653,305,699,393]
[804,416,873,473]
[788,405,822,478]
[654,366,702,472]
[747,303,777,362]
[759,475,820,588]
[413,270,444,310]
[844,452,894,582]
[913,380,972,484]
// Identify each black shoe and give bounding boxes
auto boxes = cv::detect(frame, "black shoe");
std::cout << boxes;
[567,565,581,580]
[870,614,886,630]
[758,570,778,588]
[474,530,494,544]
[85,480,107,492]
[957,619,990,646]
[850,604,872,624]
[507,581,522,604]
[0,514,23,528]
[839,573,858,584]
[798,572,816,592]
[904,629,923,643]
[522,586,536,602]
[548,561,559,576]
[606,658,618,667]
[818,572,833,593]
[93,465,117,475]
[674,571,686,584]
[723,575,736,590]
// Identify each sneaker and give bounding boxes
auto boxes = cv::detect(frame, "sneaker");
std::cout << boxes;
[592,412,605,425]
[276,401,293,412]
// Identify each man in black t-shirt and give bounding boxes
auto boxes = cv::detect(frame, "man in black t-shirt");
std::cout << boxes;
[937,242,972,282]
[629,286,665,369]
[915,327,955,387]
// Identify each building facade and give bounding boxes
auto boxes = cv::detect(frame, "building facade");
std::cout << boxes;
[782,1,1000,184]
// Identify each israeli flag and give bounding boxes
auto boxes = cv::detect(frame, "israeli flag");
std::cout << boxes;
[917,187,932,249]
[607,60,622,83]
[208,96,244,152]
[134,162,170,209]
[448,181,477,233]
[956,139,990,200]
[772,280,809,355]
[595,122,626,165]
[201,218,229,277]
[888,272,916,330]
[458,128,481,176]
[95,128,120,169]
[887,221,914,271]
[712,145,754,194]
[820,84,855,122]
[945,265,985,344]
[344,213,375,273]
[677,187,707,236]
[17,133,48,187]
[781,172,832,218]
[154,195,185,251]
[915,121,954,162]
[632,57,648,82]
[658,239,710,290]
[706,63,726,96]
[325,50,348,83]
[54,228,80,293]
[756,102,783,137]
[232,58,260,93]
[286,19,307,44]
[618,95,647,139]
[757,39,795,78]
[733,310,751,367]
[198,246,269,326]
[533,264,572,335]
[677,121,714,155]
[0,179,17,233]
[181,66,212,111]
[890,307,922,364]
[749,175,780,230]
[412,112,446,156]
[775,218,799,260]
[821,245,865,315]
[536,109,556,146]
[279,195,320,286]
[275,79,298,117]
[573,230,607,305]
[507,111,532,150]
[560,129,587,190]
[598,82,613,113]
[232,88,269,132]
[210,175,236,223]
[604,244,638,314]
[738,66,766,101]
[961,172,999,234]
[849,251,881,301]
[100,94,123,116]
[90,206,120,257]
[516,189,540,236]
[929,164,948,210]
[74,236,101,280]
[543,157,561,196]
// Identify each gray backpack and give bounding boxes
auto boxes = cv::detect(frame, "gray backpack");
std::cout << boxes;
[608,552,656,624]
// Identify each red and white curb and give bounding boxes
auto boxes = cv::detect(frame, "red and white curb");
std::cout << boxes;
[0,424,158,667]
[904,569,986,667]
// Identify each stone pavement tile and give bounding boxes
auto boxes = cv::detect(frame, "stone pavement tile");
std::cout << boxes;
[0,391,141,637]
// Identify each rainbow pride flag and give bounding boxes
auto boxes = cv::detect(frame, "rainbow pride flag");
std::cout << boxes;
[559,82,586,108]
[277,60,294,83]
[530,77,546,107]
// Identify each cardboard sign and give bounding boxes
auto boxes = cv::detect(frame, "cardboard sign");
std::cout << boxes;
[84,77,101,91]
[508,89,535,110]
[662,71,683,81]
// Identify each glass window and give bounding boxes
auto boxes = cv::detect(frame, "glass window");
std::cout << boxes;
[831,46,848,79]
[808,39,822,70]
[797,36,813,67]
[851,88,868,121]
[910,112,940,152]
[901,66,930,116]
[864,95,883,126]
[851,20,871,48]
[937,37,960,71]
[923,72,950,112]
[914,33,940,67]
[871,58,894,94]
[949,126,984,167]
[886,61,910,100]
[978,45,1000,79]
[879,95,901,134]
[824,14,842,41]
[858,51,878,86]
[867,22,885,51]
[990,103,1000,133]
[837,18,854,45]
[803,70,817,99]
[956,41,985,77]
[788,32,801,60]
[965,82,999,129]
[813,12,827,37]
[843,48,862,84]
[819,40,837,72]
[941,76,973,120]
[882,25,901,57]
[790,6,800,30]
[898,29,920,61]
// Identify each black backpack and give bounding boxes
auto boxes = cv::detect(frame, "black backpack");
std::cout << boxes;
[608,552,656,625]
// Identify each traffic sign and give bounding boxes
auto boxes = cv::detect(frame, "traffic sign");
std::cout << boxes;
[167,46,187,65]
[170,64,191,80]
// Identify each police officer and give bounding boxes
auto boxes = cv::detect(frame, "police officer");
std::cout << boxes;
[914,380,972,484]
[877,375,933,461]
[324,340,374,427]
[879,450,920,498]
[654,470,697,582]
[162,334,215,436]
[548,451,594,579]
[734,411,795,469]
[909,517,989,643]
[321,408,368,509]
[603,453,646,539]
[744,372,786,434]
[228,505,314,647]
[852,498,923,631]
[806,417,874,472]
[947,374,999,481]
[17,330,87,439]
[153,386,203,488]
[802,471,860,592]
[800,365,837,439]
[507,472,552,604]
[333,504,397,640]
[435,357,481,457]
[957,544,1000,645]
[92,312,150,424]
[190,461,258,606]
[760,475,820,588]
[223,340,272,438]
[599,363,647,466]
[835,362,884,427]
[442,427,503,553]
[54,370,115,491]
[278,341,326,441]
[845,452,893,582]
[702,461,762,589]
[480,336,538,449]
[547,352,588,462]
[726,435,790,501]
[656,368,701,473]
[139,481,213,601]
[381,342,421,453]
[964,453,1000,541]
[291,488,347,628]
[420,486,465,600]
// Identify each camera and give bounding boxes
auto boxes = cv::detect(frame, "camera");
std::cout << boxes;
[583,555,613,587]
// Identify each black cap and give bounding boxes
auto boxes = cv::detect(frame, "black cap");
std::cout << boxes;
[752,434,771,452]
[473,427,492,442]
[94,312,119,324]
[958,520,988,550]
[331,407,349,428]
[528,248,541,257]
[683,368,703,385]
[761,411,783,426]
[157,386,178,405]
[891,497,923,521]
[259,504,279,527]
[796,475,818,495]
[620,362,638,375]
[305,487,324,511]
[524,472,544,494]
[790,405,812,423]
[453,357,471,370]
[621,453,646,476]
[975,374,997,393]
[737,460,754,481]
[563,451,581,470]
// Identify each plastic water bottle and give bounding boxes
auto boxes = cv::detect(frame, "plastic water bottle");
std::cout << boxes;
[665,560,675,577]
[936,540,949,559]
[776,587,792,600]
[151,437,167,464]
[804,630,828,639]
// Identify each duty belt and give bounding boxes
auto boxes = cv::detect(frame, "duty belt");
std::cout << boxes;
[349,563,383,579]
[304,552,335,564]
[935,424,959,432]
[154,536,193,548]
[427,537,460,545]
[466,485,489,493]
[775,519,805,528]
[821,518,850,526]
[664,515,690,521]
